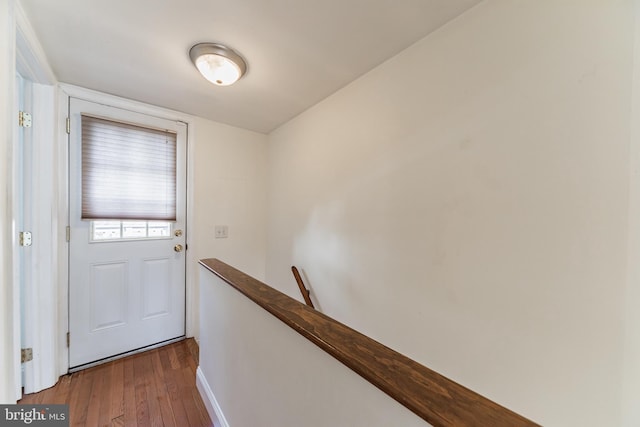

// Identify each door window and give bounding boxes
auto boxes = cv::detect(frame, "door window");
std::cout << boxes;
[90,220,172,242]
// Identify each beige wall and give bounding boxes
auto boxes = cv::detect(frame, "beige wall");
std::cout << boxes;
[265,1,636,425]
[192,117,267,339]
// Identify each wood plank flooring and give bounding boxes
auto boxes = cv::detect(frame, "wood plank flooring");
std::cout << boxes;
[19,338,213,427]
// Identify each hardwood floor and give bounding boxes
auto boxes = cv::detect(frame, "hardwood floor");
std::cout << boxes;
[19,338,213,427]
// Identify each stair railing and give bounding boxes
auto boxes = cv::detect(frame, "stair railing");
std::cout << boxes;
[291,265,314,308]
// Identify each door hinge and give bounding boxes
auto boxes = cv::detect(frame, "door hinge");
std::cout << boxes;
[21,348,33,363]
[19,111,32,128]
[66,332,70,348]
[66,226,70,242]
[19,231,32,247]
[66,117,70,134]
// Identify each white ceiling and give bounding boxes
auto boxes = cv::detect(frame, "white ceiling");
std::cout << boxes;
[20,0,482,134]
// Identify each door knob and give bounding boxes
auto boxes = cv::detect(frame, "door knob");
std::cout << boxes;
[174,244,183,252]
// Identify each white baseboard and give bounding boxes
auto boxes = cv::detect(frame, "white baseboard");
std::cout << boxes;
[196,366,229,427]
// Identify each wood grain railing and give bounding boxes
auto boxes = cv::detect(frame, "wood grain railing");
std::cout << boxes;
[199,258,539,427]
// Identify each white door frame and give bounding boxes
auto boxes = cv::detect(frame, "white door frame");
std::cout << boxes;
[15,73,60,395]
[57,84,198,374]
[12,0,57,397]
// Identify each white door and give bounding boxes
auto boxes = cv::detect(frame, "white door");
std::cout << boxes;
[68,98,187,369]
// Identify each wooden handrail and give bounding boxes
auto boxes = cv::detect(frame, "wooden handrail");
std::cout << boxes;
[199,258,539,427]
[291,265,314,308]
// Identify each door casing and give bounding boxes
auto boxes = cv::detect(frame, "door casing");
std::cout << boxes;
[13,1,58,397]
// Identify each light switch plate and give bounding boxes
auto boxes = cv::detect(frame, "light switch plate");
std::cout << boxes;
[214,225,228,238]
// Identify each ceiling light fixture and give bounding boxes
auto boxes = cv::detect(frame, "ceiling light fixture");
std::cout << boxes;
[189,43,247,87]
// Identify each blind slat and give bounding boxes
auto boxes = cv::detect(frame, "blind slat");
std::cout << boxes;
[81,115,177,221]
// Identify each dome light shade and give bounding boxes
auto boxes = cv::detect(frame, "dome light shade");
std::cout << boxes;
[189,43,247,86]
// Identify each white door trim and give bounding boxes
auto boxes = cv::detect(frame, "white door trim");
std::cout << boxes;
[12,0,58,397]
[57,84,197,374]
[17,77,59,394]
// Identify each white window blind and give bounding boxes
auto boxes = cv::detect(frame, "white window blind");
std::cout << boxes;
[81,114,177,221]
